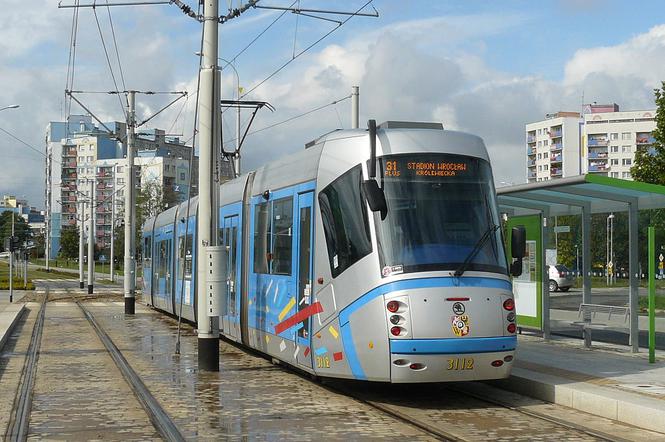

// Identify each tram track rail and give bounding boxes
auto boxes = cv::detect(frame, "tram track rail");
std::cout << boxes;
[74,297,186,442]
[324,379,624,442]
[4,291,47,442]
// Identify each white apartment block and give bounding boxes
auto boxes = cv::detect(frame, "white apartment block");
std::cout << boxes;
[526,112,582,183]
[525,104,656,183]
[582,106,656,179]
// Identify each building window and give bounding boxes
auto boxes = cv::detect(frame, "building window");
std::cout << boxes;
[622,158,632,166]
[622,132,631,140]
[538,141,542,147]
[622,172,631,179]
[622,145,631,153]
[610,133,618,140]
[544,164,549,171]
[180,172,186,180]
[117,178,125,184]
[611,159,619,166]
[611,146,619,153]
[117,166,123,173]
[611,172,619,178]
[538,165,542,171]
[544,139,549,146]
[537,129,541,135]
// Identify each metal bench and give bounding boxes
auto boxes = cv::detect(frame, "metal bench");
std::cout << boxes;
[576,303,630,347]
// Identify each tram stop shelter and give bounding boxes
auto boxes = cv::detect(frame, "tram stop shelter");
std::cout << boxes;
[497,174,665,353]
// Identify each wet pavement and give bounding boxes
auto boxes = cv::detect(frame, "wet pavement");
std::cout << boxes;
[84,297,428,440]
[3,287,664,440]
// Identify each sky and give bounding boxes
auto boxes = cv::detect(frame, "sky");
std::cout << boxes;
[2,0,665,206]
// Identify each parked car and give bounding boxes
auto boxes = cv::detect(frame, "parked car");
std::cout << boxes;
[547,264,574,292]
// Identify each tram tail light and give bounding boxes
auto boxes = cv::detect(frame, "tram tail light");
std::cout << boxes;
[409,363,426,370]
[491,360,504,367]
[503,298,515,311]
[507,323,516,334]
[390,326,404,336]
[387,300,400,313]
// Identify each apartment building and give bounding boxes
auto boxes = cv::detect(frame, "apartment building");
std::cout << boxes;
[582,105,656,179]
[526,112,582,183]
[45,117,203,258]
[525,104,656,183]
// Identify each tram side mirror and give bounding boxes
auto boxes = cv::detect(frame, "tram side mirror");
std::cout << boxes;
[362,179,387,219]
[511,226,526,259]
[510,260,523,277]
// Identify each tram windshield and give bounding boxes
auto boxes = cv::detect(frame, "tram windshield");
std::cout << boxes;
[373,153,508,277]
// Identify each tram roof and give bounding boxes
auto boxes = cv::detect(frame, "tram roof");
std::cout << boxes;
[497,174,665,216]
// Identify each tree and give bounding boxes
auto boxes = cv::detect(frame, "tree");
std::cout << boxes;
[0,211,31,251]
[631,81,665,184]
[59,225,79,259]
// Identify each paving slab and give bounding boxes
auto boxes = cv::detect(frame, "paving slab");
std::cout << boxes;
[0,292,25,352]
[492,333,665,434]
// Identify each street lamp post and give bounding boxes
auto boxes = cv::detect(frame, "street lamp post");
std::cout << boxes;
[606,213,615,285]
[1,104,19,302]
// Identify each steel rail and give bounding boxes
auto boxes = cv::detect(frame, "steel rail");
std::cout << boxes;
[75,300,186,442]
[5,291,47,442]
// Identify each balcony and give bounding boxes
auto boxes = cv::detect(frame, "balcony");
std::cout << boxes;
[549,128,562,138]
[527,159,536,167]
[588,137,609,146]
[527,135,536,143]
[636,133,656,145]
[528,171,536,179]
[550,143,562,151]
[550,168,562,177]
[588,163,608,172]
[527,147,536,156]
[550,154,562,162]
[587,150,608,159]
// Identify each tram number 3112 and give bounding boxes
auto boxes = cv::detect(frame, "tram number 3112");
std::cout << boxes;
[447,357,474,371]
[316,355,330,368]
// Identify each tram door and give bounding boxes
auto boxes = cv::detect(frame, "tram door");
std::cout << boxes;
[223,215,240,340]
[296,192,314,369]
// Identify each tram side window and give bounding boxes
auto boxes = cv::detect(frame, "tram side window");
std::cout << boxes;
[272,197,293,275]
[319,165,372,278]
[253,202,271,274]
[144,236,152,268]
[184,234,193,277]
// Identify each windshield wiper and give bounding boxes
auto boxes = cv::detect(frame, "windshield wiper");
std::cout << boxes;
[453,224,500,278]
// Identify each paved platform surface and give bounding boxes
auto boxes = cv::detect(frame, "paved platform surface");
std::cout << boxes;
[0,291,25,352]
[494,333,665,433]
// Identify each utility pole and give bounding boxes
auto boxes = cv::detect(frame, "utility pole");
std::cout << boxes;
[79,199,85,289]
[45,145,52,272]
[87,179,95,294]
[351,85,359,129]
[235,78,241,176]
[9,213,13,302]
[110,167,115,283]
[197,0,220,371]
[124,90,136,314]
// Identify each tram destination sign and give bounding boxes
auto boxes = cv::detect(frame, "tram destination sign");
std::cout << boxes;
[382,155,474,179]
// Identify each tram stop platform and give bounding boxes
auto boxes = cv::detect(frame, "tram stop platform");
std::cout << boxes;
[493,333,665,434]
[0,291,25,352]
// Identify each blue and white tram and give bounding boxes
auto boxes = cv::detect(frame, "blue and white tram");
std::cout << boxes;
[141,120,526,383]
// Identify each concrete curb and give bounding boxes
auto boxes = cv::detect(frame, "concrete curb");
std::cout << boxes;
[491,367,665,434]
[0,303,26,352]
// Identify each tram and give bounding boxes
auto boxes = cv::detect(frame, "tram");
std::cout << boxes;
[141,120,526,382]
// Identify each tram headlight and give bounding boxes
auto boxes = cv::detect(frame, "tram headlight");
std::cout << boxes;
[389,315,402,325]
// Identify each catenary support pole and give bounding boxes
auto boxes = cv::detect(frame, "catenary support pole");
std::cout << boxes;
[79,199,85,289]
[9,214,13,302]
[110,167,115,283]
[196,0,220,371]
[235,75,241,176]
[124,91,137,314]
[87,179,95,294]
[351,85,359,129]
[649,226,656,363]
[45,147,52,272]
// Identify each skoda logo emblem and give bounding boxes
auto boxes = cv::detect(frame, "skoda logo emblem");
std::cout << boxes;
[452,302,465,315]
